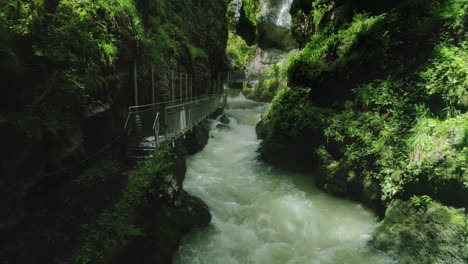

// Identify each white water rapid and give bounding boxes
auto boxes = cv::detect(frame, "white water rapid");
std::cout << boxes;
[174,96,393,264]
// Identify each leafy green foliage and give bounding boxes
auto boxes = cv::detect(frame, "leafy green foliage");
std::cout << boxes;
[419,42,468,113]
[410,195,433,211]
[242,0,260,26]
[287,13,385,83]
[434,0,468,38]
[406,113,468,202]
[73,149,181,263]
[258,0,468,262]
[311,0,334,32]
[248,78,280,102]
[261,0,468,206]
[262,87,332,141]
[226,30,257,69]
[245,63,285,102]
[320,101,410,203]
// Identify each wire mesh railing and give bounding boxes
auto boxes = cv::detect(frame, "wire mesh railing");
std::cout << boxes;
[164,96,221,144]
[218,71,276,84]
[124,94,225,154]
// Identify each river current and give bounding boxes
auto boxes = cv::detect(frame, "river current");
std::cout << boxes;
[174,95,393,264]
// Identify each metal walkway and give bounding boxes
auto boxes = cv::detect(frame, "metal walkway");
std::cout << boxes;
[124,94,225,159]
[123,69,269,159]
[219,71,276,84]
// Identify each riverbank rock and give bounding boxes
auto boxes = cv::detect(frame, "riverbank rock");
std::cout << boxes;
[371,200,468,264]
[183,122,210,155]
[116,192,211,264]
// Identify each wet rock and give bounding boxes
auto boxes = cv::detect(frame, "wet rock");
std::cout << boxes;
[219,114,231,124]
[117,192,211,264]
[216,124,231,131]
[257,22,297,49]
[257,0,297,49]
[182,122,210,155]
[227,0,243,28]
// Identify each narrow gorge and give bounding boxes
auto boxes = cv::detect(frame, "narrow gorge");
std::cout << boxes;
[0,0,467,264]
[174,96,392,264]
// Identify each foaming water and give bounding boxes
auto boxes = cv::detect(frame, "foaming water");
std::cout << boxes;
[174,97,393,264]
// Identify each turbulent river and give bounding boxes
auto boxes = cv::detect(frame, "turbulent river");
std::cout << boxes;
[174,96,393,264]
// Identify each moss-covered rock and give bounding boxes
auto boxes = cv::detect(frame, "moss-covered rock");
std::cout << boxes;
[226,30,257,69]
[257,0,468,259]
[371,200,468,264]
[257,0,468,203]
[115,193,211,264]
[71,139,212,264]
[256,87,334,170]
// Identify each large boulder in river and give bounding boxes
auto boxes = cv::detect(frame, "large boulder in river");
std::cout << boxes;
[183,122,210,155]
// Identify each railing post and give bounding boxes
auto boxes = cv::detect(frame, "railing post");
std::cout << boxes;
[133,60,138,106]
[153,113,160,151]
[171,70,175,102]
[185,73,188,101]
[227,71,230,88]
[190,75,193,101]
[217,72,221,95]
[179,73,183,100]
[151,64,155,107]
[213,80,216,95]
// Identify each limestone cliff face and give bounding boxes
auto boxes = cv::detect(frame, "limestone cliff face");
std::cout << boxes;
[227,0,297,101]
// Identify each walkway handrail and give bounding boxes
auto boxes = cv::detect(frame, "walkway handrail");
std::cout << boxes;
[128,95,217,113]
[153,112,160,147]
[125,94,225,152]
[219,70,277,84]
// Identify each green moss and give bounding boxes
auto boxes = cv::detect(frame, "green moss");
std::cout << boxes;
[242,0,260,26]
[246,64,285,102]
[72,149,180,264]
[262,87,332,141]
[287,13,385,84]
[226,30,257,69]
[188,44,208,62]
[371,200,468,264]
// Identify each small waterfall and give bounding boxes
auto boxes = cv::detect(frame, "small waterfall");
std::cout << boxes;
[275,0,294,28]
[260,0,294,28]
